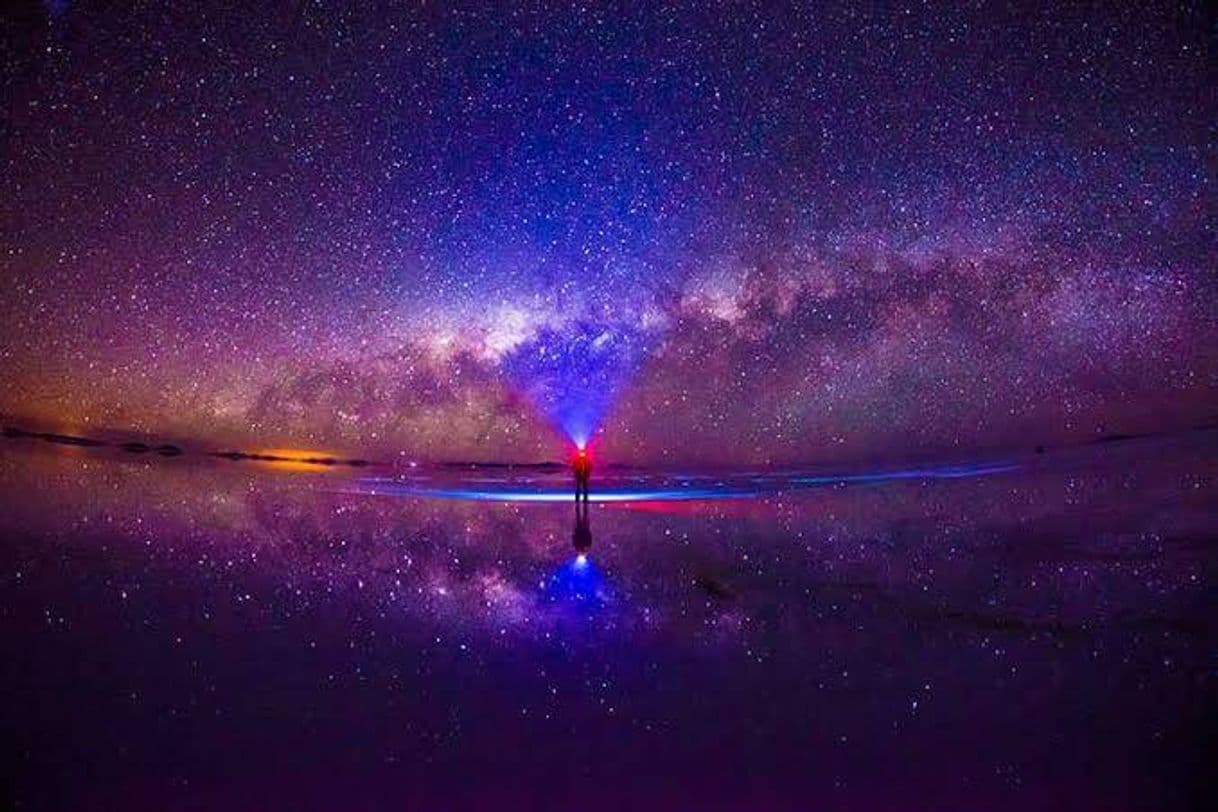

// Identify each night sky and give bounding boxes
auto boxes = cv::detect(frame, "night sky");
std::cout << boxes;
[2,2,1214,464]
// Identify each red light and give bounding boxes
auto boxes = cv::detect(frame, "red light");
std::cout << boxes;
[570,444,594,470]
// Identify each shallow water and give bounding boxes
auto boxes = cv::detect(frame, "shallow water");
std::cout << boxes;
[1,435,1214,810]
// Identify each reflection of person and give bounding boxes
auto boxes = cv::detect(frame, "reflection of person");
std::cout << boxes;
[573,448,591,502]
[573,499,592,554]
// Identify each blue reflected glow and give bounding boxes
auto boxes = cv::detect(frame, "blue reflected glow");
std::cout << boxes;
[545,555,610,610]
[789,462,1019,485]
[343,461,1019,503]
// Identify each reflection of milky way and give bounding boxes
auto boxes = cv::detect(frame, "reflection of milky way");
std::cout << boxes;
[1,437,1215,807]
[2,4,1214,463]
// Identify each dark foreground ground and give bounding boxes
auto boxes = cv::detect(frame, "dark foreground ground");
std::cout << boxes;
[1,435,1215,810]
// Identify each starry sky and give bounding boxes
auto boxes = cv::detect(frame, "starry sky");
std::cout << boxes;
[1,1,1214,464]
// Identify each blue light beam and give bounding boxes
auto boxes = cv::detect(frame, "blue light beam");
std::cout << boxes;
[501,321,648,447]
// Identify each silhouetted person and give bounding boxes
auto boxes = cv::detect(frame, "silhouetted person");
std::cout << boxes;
[573,499,592,555]
[573,447,591,502]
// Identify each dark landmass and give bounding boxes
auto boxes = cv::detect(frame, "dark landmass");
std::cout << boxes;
[3,427,107,447]
[2,424,366,468]
[211,451,369,468]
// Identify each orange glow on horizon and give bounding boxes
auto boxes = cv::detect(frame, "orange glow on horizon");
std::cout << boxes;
[249,448,346,472]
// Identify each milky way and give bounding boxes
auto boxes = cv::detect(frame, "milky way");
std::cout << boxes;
[2,3,1213,464]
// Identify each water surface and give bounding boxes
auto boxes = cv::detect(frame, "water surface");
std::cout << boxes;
[1,435,1214,810]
